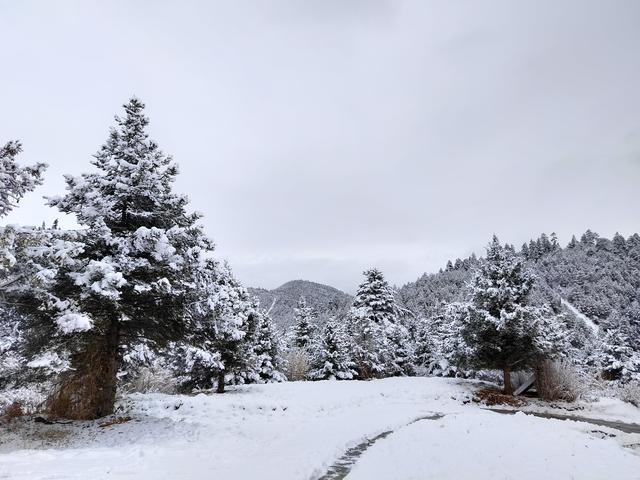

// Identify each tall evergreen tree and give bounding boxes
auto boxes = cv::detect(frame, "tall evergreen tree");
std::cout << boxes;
[459,236,563,394]
[0,140,47,291]
[597,311,639,381]
[172,263,254,394]
[385,323,416,376]
[292,295,315,349]
[250,310,286,383]
[347,268,399,379]
[0,142,48,387]
[18,98,217,418]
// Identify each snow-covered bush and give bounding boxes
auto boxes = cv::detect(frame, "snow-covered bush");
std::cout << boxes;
[2,401,24,420]
[123,366,177,394]
[536,360,591,402]
[284,348,310,381]
[619,381,640,408]
[0,386,47,415]
[428,359,459,378]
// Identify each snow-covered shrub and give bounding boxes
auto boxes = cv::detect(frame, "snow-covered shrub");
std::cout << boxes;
[2,401,23,420]
[619,381,640,408]
[536,360,590,402]
[284,348,310,381]
[472,369,505,384]
[0,386,47,415]
[123,366,177,394]
[428,359,458,377]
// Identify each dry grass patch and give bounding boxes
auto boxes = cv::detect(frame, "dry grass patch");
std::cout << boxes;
[474,387,525,407]
[98,416,132,428]
[2,402,24,421]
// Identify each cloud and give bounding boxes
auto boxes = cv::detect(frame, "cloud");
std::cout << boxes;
[2,0,639,291]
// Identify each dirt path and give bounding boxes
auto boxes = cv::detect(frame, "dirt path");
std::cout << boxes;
[316,413,444,480]
[485,408,640,434]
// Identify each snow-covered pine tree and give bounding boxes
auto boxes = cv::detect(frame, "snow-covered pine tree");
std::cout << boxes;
[597,311,639,382]
[413,316,438,373]
[385,323,416,376]
[0,140,47,218]
[347,268,399,379]
[208,266,257,393]
[170,262,254,394]
[250,310,286,383]
[567,235,579,249]
[0,140,47,292]
[16,98,217,418]
[0,142,48,388]
[292,295,315,349]
[308,319,356,380]
[419,302,469,377]
[459,236,564,394]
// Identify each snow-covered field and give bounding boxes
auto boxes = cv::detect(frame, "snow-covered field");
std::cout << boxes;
[1,377,639,480]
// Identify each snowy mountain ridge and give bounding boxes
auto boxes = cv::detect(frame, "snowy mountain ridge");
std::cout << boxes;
[249,280,352,330]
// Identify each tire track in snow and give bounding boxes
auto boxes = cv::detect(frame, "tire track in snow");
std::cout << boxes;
[316,413,445,480]
[485,408,640,434]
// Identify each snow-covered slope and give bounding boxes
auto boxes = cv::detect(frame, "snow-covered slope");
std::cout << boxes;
[561,298,600,334]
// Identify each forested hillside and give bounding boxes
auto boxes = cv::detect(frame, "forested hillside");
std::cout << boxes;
[249,280,352,330]
[398,255,479,321]
[400,231,640,329]
[526,232,640,336]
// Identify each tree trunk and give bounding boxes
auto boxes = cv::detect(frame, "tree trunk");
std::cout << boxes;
[216,370,225,394]
[502,366,513,395]
[48,318,121,420]
[92,319,121,417]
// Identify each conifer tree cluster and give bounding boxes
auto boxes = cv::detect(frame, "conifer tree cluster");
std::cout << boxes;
[281,270,417,381]
[0,98,284,418]
[2,99,640,412]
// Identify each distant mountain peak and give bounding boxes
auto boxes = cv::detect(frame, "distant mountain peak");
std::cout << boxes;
[248,280,352,330]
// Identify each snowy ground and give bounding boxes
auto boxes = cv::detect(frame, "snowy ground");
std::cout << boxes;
[1,377,639,480]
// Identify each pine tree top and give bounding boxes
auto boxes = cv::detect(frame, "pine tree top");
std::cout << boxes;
[0,140,47,217]
[471,236,535,315]
[49,97,200,233]
[351,268,399,325]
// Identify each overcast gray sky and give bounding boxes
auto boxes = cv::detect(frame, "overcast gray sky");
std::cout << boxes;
[1,0,639,293]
